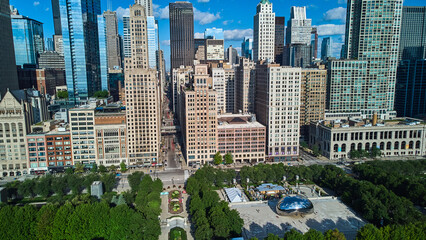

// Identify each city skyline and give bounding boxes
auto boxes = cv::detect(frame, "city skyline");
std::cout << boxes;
[13,0,425,70]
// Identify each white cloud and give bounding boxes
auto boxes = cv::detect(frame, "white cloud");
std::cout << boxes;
[153,4,169,19]
[224,29,253,40]
[314,24,346,36]
[198,0,210,2]
[194,8,220,25]
[115,7,129,21]
[45,8,50,12]
[194,32,204,38]
[323,7,346,22]
[161,40,170,46]
[223,20,233,25]
[33,1,40,6]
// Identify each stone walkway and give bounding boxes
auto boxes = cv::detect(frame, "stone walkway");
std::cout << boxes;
[159,191,193,240]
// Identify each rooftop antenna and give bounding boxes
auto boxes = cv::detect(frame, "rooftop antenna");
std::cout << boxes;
[107,0,112,11]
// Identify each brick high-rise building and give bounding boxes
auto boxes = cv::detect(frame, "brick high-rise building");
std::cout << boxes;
[300,66,327,137]
[182,65,217,166]
[125,4,160,165]
[236,58,256,114]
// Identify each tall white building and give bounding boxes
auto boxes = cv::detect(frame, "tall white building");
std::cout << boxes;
[286,7,312,45]
[212,68,226,114]
[135,0,153,16]
[253,0,275,62]
[255,64,301,162]
[69,107,97,165]
[125,4,161,165]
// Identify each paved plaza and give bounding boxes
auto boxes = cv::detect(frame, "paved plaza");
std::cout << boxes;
[231,198,366,240]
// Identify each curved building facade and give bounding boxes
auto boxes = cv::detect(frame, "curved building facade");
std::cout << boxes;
[276,195,314,216]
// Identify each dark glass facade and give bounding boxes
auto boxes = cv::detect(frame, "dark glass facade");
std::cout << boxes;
[169,2,194,70]
[395,7,426,117]
[0,0,19,96]
[274,17,285,65]
[11,15,44,67]
[60,0,101,104]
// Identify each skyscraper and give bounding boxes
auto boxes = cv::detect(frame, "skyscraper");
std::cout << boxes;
[328,0,403,117]
[241,37,253,60]
[135,0,153,16]
[286,7,312,45]
[321,37,332,60]
[274,16,285,65]
[125,4,160,165]
[169,2,194,70]
[283,7,313,67]
[103,11,122,70]
[122,16,131,59]
[253,0,275,62]
[147,16,159,69]
[395,6,426,117]
[60,0,102,104]
[0,0,18,96]
[226,45,239,65]
[51,0,61,35]
[255,63,300,162]
[97,15,108,91]
[236,57,255,114]
[182,65,217,166]
[11,13,44,67]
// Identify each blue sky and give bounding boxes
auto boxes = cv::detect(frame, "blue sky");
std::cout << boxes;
[11,0,426,70]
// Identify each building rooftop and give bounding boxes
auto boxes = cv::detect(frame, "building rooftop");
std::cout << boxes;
[256,183,286,192]
[314,117,424,130]
[218,114,265,129]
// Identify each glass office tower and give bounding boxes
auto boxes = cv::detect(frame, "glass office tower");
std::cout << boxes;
[395,6,426,117]
[321,37,332,60]
[60,0,101,105]
[147,16,158,69]
[98,15,108,91]
[11,14,44,67]
[327,0,403,117]
[122,16,131,59]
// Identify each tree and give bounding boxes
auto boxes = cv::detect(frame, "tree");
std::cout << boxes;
[35,204,58,240]
[304,229,324,240]
[99,165,107,173]
[120,162,127,173]
[35,175,53,198]
[356,224,383,240]
[52,176,67,197]
[224,153,233,165]
[108,165,117,172]
[57,90,68,99]
[128,172,144,193]
[116,194,126,205]
[74,163,85,173]
[91,163,98,173]
[324,229,346,240]
[370,147,381,158]
[65,167,74,174]
[213,152,223,165]
[18,179,36,198]
[312,145,321,157]
[93,90,109,98]
[283,229,304,240]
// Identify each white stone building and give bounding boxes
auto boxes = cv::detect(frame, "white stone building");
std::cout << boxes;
[253,0,275,62]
